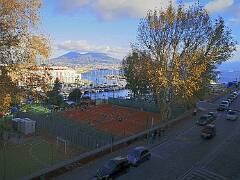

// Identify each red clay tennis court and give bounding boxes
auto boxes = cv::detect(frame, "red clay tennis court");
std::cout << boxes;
[59,104,161,136]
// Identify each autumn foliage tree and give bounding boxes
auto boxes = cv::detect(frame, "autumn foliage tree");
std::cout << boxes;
[0,0,50,112]
[123,4,236,120]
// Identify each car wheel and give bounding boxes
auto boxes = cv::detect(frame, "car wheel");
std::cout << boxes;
[134,162,139,167]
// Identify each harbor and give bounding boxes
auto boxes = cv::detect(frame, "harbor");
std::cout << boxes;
[61,69,130,100]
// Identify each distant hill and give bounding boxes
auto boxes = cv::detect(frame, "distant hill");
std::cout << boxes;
[217,61,240,71]
[49,52,121,65]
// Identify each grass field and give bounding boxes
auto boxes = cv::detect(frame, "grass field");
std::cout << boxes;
[0,137,68,180]
[23,104,50,114]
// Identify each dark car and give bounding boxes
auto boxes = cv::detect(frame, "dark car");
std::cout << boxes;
[229,94,236,101]
[95,156,130,180]
[196,115,214,126]
[226,110,238,121]
[127,146,151,166]
[201,124,216,139]
[217,100,230,111]
[227,97,233,104]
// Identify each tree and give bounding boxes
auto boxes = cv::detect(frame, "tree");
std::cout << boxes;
[124,3,236,120]
[122,52,150,98]
[0,0,50,65]
[0,0,51,110]
[68,89,82,103]
[0,67,19,112]
[47,78,64,106]
[52,78,62,93]
[2,94,11,113]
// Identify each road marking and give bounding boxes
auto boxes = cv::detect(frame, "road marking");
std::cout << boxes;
[177,125,240,180]
[151,126,196,149]
[186,167,228,180]
[175,136,192,142]
[150,153,164,159]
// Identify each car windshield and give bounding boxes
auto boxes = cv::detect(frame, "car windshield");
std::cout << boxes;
[221,101,228,104]
[200,116,208,120]
[228,111,236,115]
[129,149,141,157]
[104,160,117,170]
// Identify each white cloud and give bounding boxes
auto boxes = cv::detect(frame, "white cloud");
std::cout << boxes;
[94,0,176,20]
[56,40,130,59]
[230,45,240,61]
[229,18,240,24]
[56,0,88,12]
[205,0,234,13]
[55,0,176,19]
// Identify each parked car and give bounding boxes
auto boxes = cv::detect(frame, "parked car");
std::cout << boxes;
[208,112,217,119]
[127,146,151,166]
[230,93,237,99]
[227,97,234,103]
[196,114,214,126]
[94,156,130,180]
[201,124,216,139]
[228,95,235,102]
[232,91,239,97]
[217,100,230,111]
[226,110,238,121]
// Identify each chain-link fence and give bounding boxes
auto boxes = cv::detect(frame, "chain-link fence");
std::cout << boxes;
[108,98,160,113]
[108,98,185,119]
[0,111,121,180]
[18,112,118,151]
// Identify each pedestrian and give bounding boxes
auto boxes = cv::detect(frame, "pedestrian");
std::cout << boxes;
[150,133,154,144]
[193,108,197,116]
[153,130,157,138]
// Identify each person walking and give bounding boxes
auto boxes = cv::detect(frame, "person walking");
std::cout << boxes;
[193,108,197,116]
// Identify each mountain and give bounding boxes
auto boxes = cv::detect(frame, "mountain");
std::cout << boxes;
[217,61,240,71]
[49,52,122,65]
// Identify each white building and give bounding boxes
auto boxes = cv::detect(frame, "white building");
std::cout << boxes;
[12,118,36,135]
[48,66,81,84]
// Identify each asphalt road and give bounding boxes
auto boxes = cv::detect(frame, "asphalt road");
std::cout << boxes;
[57,92,240,180]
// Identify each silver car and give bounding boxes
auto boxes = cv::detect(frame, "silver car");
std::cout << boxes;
[218,100,230,111]
[226,110,238,121]
[197,115,214,125]
[232,91,239,97]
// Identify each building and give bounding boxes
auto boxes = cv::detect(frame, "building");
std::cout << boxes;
[47,66,81,84]
[12,118,36,135]
[21,66,82,85]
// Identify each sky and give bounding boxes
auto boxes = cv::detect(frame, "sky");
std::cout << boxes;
[41,0,240,60]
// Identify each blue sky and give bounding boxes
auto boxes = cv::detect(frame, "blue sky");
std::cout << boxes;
[41,0,240,60]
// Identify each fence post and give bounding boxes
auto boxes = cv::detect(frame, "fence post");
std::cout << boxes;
[151,117,154,127]
[146,118,149,143]
[111,135,114,153]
